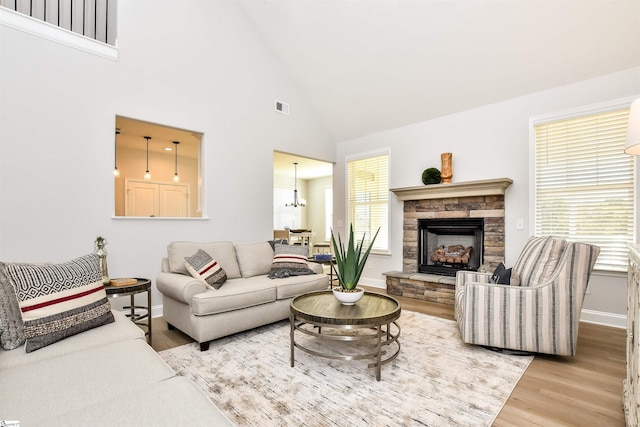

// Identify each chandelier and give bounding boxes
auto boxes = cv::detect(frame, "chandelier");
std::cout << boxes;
[285,162,305,207]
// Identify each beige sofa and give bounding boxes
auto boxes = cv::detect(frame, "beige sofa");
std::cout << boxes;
[157,241,330,351]
[0,309,233,426]
[0,253,232,426]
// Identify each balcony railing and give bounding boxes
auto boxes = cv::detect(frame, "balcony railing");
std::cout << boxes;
[0,0,116,46]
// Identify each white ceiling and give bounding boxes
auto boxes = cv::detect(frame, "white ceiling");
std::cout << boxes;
[274,151,334,179]
[239,0,640,142]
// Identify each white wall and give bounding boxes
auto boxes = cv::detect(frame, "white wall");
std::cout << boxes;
[307,176,333,244]
[335,68,640,326]
[0,1,334,313]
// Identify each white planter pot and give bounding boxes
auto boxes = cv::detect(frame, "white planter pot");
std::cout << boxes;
[332,287,365,305]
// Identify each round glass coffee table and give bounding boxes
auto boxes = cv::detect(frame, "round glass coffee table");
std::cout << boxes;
[290,290,401,381]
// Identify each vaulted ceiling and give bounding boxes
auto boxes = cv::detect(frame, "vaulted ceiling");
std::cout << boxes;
[239,0,640,142]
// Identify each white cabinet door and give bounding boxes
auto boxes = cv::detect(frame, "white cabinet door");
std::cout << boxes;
[125,181,159,217]
[160,184,189,217]
[125,180,189,217]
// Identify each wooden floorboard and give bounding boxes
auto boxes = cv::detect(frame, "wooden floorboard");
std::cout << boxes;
[150,286,627,426]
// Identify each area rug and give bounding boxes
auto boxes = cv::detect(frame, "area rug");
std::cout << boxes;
[158,311,533,426]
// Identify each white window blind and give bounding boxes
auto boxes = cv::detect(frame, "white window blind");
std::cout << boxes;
[347,153,389,253]
[534,107,633,272]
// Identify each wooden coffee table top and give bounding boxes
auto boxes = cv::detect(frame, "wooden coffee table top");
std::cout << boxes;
[291,290,401,326]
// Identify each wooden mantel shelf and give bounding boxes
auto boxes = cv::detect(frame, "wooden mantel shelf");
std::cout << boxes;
[390,178,513,201]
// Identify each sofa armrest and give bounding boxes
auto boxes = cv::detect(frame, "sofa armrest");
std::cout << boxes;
[156,272,207,305]
[308,261,323,274]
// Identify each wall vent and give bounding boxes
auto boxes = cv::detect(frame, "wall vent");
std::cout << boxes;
[275,100,290,115]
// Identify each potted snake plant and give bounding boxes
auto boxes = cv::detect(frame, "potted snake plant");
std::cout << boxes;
[330,224,380,305]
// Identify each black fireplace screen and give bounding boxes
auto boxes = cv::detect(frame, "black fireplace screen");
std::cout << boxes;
[418,218,484,276]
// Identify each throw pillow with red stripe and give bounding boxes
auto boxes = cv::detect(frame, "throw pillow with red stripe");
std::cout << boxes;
[267,243,315,278]
[5,253,114,353]
[184,249,227,289]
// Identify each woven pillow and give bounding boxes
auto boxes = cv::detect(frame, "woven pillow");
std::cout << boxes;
[167,241,241,279]
[4,253,114,353]
[268,244,315,278]
[184,249,227,289]
[0,262,25,350]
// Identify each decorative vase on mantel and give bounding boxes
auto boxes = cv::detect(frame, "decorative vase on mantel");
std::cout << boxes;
[94,236,110,284]
[441,152,453,183]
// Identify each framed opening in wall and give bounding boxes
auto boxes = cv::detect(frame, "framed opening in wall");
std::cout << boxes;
[114,116,203,218]
[273,151,334,244]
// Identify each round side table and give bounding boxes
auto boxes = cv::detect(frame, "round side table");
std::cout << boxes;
[104,278,152,345]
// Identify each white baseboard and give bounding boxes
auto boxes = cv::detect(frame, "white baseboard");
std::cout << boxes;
[361,278,386,289]
[580,309,626,329]
[151,304,164,319]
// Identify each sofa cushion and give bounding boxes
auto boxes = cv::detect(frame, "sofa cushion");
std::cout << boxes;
[0,262,25,350]
[513,236,567,287]
[44,377,233,427]
[190,279,276,316]
[268,244,315,278]
[235,241,275,278]
[274,273,331,300]
[4,254,114,353]
[0,310,144,370]
[184,249,227,289]
[0,339,175,426]
[510,271,521,286]
[167,241,241,279]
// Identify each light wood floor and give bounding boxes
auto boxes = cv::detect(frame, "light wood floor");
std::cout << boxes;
[151,286,627,426]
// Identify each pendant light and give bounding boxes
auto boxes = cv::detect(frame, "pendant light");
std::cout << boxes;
[144,136,151,180]
[113,129,120,177]
[172,141,180,183]
[285,162,305,207]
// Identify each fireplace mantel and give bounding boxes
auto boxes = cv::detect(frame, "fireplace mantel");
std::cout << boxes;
[390,178,513,201]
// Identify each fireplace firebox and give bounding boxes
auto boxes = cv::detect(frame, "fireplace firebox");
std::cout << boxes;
[418,218,484,276]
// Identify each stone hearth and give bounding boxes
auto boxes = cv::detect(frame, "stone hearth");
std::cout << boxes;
[384,178,512,305]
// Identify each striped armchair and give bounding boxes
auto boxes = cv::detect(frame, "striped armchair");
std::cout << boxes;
[454,236,600,356]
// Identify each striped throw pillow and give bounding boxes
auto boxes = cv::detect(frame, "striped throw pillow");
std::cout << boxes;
[5,254,114,353]
[184,249,227,289]
[268,243,314,279]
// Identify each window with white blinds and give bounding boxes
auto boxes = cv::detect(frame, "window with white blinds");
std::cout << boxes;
[347,153,389,253]
[534,107,633,272]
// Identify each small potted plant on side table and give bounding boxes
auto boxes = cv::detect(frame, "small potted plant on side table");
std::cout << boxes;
[330,224,379,305]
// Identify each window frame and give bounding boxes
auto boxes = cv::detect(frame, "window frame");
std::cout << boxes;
[529,96,637,273]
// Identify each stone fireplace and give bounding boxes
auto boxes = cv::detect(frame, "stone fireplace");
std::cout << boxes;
[384,178,512,305]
